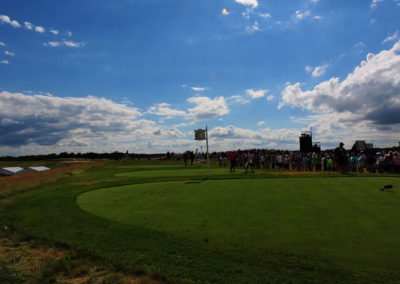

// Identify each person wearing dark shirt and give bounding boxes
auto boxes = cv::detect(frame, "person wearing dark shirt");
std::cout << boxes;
[334,142,347,172]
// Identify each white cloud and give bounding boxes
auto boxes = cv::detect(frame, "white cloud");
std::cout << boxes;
[246,89,267,99]
[279,40,400,129]
[257,121,265,126]
[355,42,366,48]
[295,10,311,20]
[0,41,5,46]
[0,91,187,149]
[383,30,399,44]
[259,13,271,18]
[305,66,312,73]
[5,50,14,56]
[235,0,258,8]
[266,95,275,101]
[370,18,376,24]
[67,31,72,37]
[24,21,34,30]
[186,96,229,120]
[227,95,250,104]
[209,125,300,149]
[191,87,206,91]
[310,0,319,2]
[370,0,383,8]
[50,29,59,35]
[46,41,61,47]
[242,8,251,20]
[311,64,329,77]
[1,60,9,64]
[0,15,21,28]
[147,103,186,119]
[246,21,259,33]
[45,40,85,48]
[313,15,322,20]
[63,41,85,48]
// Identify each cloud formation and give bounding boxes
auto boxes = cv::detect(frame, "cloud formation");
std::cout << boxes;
[35,26,45,33]
[383,30,399,43]
[45,41,85,48]
[295,10,311,20]
[235,0,258,8]
[0,15,21,28]
[370,0,383,8]
[187,96,229,120]
[0,91,166,147]
[279,41,400,128]
[147,103,186,119]
[312,64,329,77]
[24,21,34,30]
[246,89,267,99]
[191,87,206,91]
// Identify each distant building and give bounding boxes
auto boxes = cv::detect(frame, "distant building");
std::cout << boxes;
[353,140,373,152]
[354,140,366,151]
[0,167,23,176]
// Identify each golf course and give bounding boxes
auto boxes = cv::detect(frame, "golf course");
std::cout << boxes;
[1,160,400,283]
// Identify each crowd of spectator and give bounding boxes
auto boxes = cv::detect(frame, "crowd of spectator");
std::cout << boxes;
[179,143,400,174]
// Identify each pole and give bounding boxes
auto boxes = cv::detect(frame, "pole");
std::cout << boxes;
[206,125,210,178]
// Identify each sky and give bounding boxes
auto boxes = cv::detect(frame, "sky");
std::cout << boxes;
[0,0,400,155]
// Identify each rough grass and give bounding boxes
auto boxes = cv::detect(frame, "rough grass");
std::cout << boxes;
[0,161,104,199]
[1,160,400,283]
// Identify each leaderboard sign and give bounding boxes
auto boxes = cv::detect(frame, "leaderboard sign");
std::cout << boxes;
[194,129,206,141]
[194,127,210,177]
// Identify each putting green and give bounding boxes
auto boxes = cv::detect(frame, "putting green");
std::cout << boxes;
[78,177,400,270]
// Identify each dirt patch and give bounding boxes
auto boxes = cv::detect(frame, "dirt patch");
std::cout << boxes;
[0,233,162,283]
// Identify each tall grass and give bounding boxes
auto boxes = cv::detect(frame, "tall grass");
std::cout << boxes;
[0,161,104,199]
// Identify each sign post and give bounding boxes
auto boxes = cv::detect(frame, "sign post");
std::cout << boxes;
[194,126,210,178]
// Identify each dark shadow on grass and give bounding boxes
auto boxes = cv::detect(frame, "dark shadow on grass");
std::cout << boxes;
[185,177,209,184]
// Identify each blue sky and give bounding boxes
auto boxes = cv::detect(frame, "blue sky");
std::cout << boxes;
[0,0,400,155]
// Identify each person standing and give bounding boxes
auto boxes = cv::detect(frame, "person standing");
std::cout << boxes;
[334,142,347,172]
[229,151,236,172]
[190,151,195,166]
[183,151,189,167]
[245,150,255,173]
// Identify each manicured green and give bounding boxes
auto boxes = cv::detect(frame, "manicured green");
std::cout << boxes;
[2,161,400,283]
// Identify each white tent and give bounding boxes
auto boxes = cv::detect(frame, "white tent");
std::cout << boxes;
[0,167,23,176]
[19,166,50,174]
[30,166,50,171]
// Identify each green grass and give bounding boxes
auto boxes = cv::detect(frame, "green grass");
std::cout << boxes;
[2,160,400,283]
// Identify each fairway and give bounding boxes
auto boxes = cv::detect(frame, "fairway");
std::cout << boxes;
[78,177,400,272]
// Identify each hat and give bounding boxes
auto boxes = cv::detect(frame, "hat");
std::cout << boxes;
[340,142,344,146]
